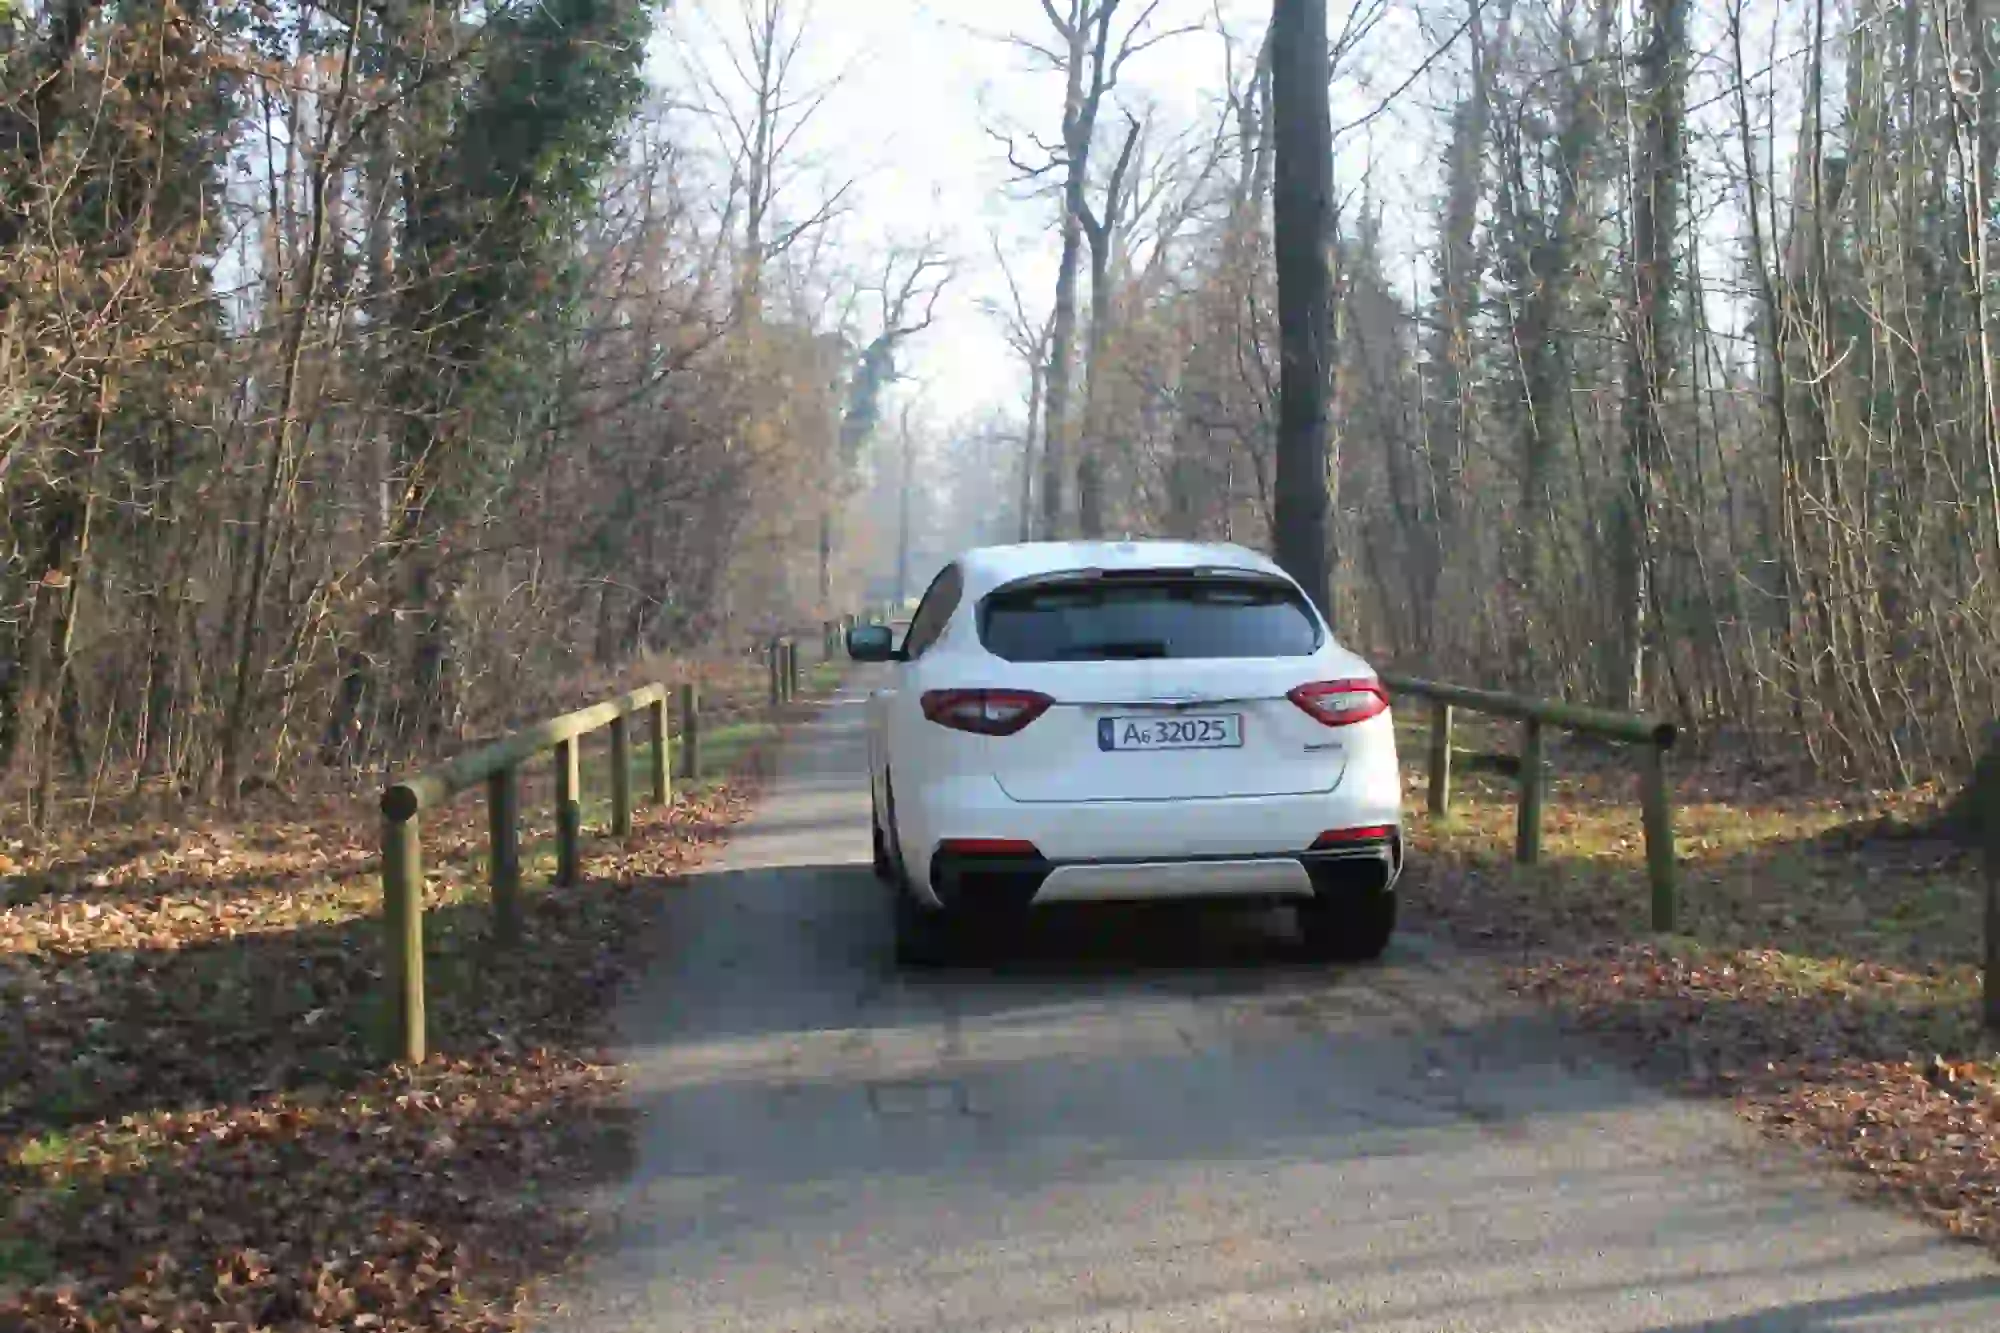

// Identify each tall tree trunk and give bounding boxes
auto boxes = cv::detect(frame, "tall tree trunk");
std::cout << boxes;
[1959,0,2000,600]
[818,510,833,609]
[1019,359,1044,541]
[411,557,463,747]
[1616,0,1687,710]
[1043,208,1083,537]
[1076,239,1114,539]
[26,428,99,823]
[1269,0,1335,616]
[893,422,914,605]
[221,12,361,794]
[1076,117,1141,539]
[1420,0,1495,655]
[1727,0,1810,748]
[1039,4,1103,540]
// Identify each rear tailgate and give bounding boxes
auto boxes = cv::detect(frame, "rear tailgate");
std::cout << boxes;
[973,569,1360,804]
[989,659,1347,802]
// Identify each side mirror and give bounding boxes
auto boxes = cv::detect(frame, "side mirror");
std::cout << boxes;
[846,623,900,662]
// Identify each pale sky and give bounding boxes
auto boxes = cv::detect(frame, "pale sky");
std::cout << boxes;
[654,0,1440,425]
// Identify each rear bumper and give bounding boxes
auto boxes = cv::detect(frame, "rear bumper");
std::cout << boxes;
[924,834,1402,913]
[897,775,1402,905]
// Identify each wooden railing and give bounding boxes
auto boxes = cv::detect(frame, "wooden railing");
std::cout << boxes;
[378,684,670,1063]
[378,629,846,1063]
[1383,672,1681,932]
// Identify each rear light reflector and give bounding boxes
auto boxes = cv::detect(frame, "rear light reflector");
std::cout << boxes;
[1313,825,1397,849]
[921,688,1054,736]
[938,837,1042,858]
[1288,678,1389,727]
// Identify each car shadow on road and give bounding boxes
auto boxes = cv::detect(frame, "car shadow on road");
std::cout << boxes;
[639,859,1446,1041]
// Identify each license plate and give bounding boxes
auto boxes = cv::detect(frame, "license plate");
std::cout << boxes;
[1097,713,1243,751]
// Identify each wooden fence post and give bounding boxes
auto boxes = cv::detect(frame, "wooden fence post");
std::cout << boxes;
[1987,846,2000,1031]
[1427,702,1453,817]
[488,767,521,945]
[1640,741,1677,932]
[1964,727,2000,1028]
[554,737,581,886]
[609,713,633,837]
[1515,719,1545,864]
[679,682,700,781]
[381,808,426,1064]
[647,695,670,805]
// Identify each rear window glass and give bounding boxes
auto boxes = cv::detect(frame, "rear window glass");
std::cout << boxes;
[978,576,1321,662]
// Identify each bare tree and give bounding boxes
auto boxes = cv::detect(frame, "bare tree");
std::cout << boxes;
[1615,0,1688,710]
[1074,111,1145,536]
[1268,0,1334,615]
[824,237,952,602]
[1416,0,1503,657]
[1000,0,1192,537]
[983,233,1056,541]
[672,0,856,322]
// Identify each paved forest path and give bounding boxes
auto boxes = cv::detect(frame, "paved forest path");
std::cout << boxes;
[544,683,2000,1332]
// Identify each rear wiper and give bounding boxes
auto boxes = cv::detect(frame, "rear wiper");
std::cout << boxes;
[1057,640,1170,659]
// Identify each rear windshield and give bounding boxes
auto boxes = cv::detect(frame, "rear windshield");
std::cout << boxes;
[978,575,1322,662]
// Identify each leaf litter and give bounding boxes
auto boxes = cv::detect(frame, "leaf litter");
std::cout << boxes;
[1399,756,2000,1256]
[2,713,785,1330]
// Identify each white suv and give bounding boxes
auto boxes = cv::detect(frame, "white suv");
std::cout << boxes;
[848,540,1403,965]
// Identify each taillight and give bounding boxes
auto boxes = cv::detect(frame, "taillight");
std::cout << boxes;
[1312,825,1397,849]
[920,689,1054,736]
[1288,679,1389,727]
[938,837,1042,857]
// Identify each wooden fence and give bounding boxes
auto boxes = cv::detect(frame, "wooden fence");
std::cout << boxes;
[1382,672,1681,932]
[378,630,841,1063]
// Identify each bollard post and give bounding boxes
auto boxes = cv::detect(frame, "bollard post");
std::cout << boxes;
[1640,741,1677,932]
[768,638,782,708]
[1515,719,1545,864]
[787,638,801,700]
[609,712,633,837]
[1427,702,1454,817]
[554,737,581,886]
[647,695,670,805]
[679,682,701,781]
[382,808,427,1064]
[488,767,521,946]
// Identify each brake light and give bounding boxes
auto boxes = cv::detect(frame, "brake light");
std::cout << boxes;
[1288,679,1388,727]
[938,837,1042,857]
[921,689,1054,736]
[1313,825,1397,849]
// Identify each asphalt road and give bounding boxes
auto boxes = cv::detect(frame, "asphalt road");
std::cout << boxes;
[543,683,2000,1332]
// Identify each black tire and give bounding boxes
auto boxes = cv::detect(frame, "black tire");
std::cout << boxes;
[1298,887,1397,963]
[894,887,956,967]
[870,799,893,881]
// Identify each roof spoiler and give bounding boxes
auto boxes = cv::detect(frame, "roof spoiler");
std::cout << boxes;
[987,565,1291,596]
